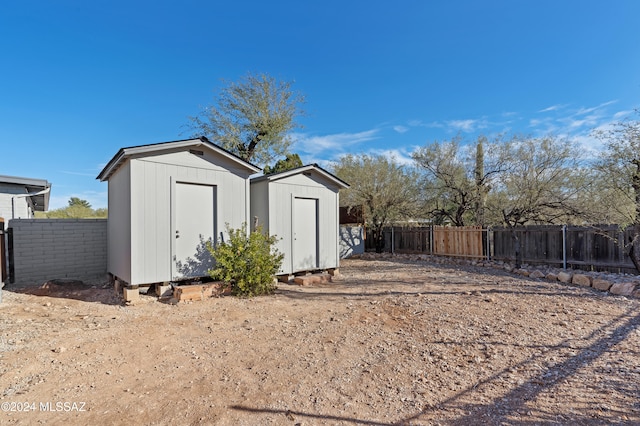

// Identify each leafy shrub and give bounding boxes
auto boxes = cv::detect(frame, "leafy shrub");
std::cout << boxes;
[207,224,284,297]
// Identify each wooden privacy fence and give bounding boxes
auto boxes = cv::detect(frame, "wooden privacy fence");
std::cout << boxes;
[365,224,638,274]
[491,225,637,273]
[365,225,485,259]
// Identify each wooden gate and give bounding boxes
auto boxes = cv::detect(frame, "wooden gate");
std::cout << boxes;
[433,226,484,258]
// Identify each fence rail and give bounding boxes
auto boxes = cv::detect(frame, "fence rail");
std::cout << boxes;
[365,224,638,274]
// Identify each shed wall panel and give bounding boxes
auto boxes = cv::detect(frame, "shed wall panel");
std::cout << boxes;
[250,180,269,231]
[126,153,251,286]
[266,174,340,275]
[107,162,131,283]
[132,150,254,178]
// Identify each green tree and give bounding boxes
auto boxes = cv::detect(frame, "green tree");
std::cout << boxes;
[68,197,91,208]
[263,153,303,174]
[188,72,305,167]
[37,198,107,219]
[412,135,508,226]
[485,136,588,267]
[333,154,419,253]
[592,112,640,271]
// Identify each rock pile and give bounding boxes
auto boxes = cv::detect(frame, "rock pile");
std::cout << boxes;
[355,252,640,299]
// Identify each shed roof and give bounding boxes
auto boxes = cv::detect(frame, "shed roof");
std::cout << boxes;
[0,175,51,212]
[251,164,349,189]
[96,137,261,181]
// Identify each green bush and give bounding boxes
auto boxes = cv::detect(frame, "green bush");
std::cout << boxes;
[207,224,284,297]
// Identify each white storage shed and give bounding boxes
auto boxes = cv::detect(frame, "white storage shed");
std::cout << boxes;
[250,164,349,276]
[97,137,260,288]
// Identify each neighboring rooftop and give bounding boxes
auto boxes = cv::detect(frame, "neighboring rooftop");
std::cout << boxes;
[0,174,51,212]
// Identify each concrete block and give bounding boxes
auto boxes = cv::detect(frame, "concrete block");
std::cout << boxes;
[155,284,173,298]
[123,287,139,302]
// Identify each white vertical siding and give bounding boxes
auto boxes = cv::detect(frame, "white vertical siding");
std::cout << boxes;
[123,151,252,286]
[107,162,132,283]
[0,184,31,220]
[256,173,341,275]
[249,180,269,232]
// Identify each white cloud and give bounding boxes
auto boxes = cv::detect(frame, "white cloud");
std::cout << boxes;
[367,148,414,166]
[393,125,409,134]
[575,100,617,116]
[613,110,635,119]
[445,119,488,133]
[538,104,567,113]
[293,129,380,156]
[407,119,443,128]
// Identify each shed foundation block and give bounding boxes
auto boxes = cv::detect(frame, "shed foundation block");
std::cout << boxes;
[123,287,139,302]
[155,283,173,298]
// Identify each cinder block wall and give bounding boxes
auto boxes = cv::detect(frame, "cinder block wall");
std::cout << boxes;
[8,219,107,286]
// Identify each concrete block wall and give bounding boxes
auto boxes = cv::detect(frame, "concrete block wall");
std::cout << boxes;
[8,219,107,286]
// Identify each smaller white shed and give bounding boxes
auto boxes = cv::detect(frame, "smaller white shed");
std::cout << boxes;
[250,164,349,276]
[97,137,260,288]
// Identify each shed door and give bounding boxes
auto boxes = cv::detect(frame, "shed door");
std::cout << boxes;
[292,197,318,272]
[173,182,216,280]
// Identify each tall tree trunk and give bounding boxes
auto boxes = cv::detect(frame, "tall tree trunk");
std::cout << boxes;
[474,137,486,226]
[511,230,522,269]
[629,226,640,273]
[373,224,385,253]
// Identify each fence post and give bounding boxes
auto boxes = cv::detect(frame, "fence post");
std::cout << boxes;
[391,226,395,254]
[429,225,433,256]
[562,224,567,270]
[486,227,491,261]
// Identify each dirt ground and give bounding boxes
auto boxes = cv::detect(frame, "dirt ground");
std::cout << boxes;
[1,256,639,425]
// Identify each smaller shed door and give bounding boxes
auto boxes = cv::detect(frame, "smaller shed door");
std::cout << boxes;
[292,197,318,272]
[173,182,216,280]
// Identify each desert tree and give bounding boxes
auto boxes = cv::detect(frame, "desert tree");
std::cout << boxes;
[332,154,420,253]
[485,135,589,267]
[411,135,509,226]
[37,197,107,218]
[592,112,640,271]
[69,197,91,209]
[263,153,303,175]
[188,72,305,167]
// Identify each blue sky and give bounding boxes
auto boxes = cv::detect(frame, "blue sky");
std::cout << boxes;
[1,0,639,209]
